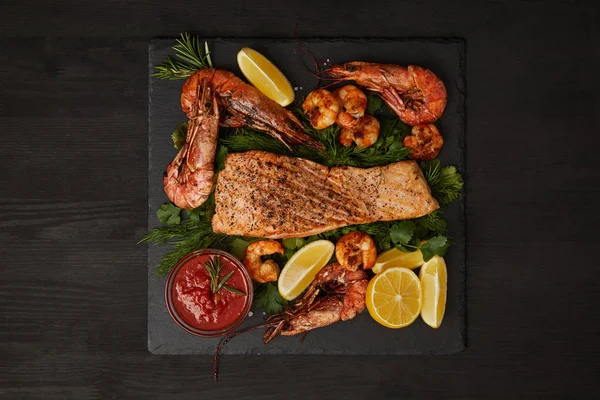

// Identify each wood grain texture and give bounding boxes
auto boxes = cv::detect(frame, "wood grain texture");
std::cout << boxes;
[1,0,598,398]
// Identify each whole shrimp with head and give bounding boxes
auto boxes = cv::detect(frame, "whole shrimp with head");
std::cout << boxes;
[164,69,323,210]
[325,62,447,126]
[262,232,376,343]
[264,262,368,343]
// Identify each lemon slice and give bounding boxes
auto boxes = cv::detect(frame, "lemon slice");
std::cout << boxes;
[237,47,295,107]
[372,248,424,274]
[419,256,447,328]
[277,240,335,300]
[366,267,422,328]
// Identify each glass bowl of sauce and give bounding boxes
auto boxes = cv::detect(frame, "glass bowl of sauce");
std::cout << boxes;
[165,249,252,337]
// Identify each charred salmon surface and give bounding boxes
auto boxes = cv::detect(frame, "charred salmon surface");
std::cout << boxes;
[212,150,439,238]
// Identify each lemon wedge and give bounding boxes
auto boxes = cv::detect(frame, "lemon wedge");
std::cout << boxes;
[372,248,424,274]
[236,47,295,107]
[419,256,447,328]
[277,240,334,300]
[366,267,422,328]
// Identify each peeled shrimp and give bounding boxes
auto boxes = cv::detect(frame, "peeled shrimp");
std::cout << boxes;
[326,62,447,126]
[403,124,444,161]
[302,89,340,130]
[339,115,380,148]
[335,231,377,271]
[243,240,284,283]
[334,85,367,128]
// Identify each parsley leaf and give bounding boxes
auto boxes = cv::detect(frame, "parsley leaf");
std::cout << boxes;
[215,144,229,172]
[366,93,384,115]
[390,221,415,246]
[229,237,253,260]
[254,282,288,314]
[282,237,307,260]
[419,236,449,262]
[282,238,305,250]
[420,159,464,207]
[171,121,188,150]
[157,203,181,225]
[184,207,203,223]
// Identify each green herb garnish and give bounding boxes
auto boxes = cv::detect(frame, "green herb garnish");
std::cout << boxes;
[420,159,464,207]
[171,121,188,149]
[203,256,245,296]
[139,199,232,276]
[156,203,181,225]
[254,282,288,314]
[153,33,213,80]
[388,219,449,261]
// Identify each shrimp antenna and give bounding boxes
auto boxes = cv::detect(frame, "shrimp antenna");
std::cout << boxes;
[213,321,279,383]
[294,40,336,87]
[293,40,347,90]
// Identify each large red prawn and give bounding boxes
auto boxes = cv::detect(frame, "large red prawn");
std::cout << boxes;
[164,69,322,210]
[325,61,447,126]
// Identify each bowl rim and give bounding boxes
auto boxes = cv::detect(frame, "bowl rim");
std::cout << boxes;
[164,248,253,338]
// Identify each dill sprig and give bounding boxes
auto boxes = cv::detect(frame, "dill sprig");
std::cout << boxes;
[140,217,230,276]
[220,128,292,155]
[290,103,412,167]
[217,103,412,168]
[153,33,213,80]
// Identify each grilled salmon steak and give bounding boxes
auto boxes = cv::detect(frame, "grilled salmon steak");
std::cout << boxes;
[212,150,439,238]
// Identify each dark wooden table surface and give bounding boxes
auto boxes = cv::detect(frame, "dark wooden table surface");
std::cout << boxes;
[1,1,598,398]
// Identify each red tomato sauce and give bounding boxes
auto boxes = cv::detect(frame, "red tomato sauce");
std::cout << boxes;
[171,254,249,331]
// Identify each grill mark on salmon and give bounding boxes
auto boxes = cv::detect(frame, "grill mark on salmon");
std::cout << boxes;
[212,150,439,239]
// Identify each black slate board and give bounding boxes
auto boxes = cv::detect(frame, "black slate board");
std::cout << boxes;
[147,38,465,355]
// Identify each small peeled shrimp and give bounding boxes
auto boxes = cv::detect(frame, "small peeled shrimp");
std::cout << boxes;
[335,231,377,271]
[334,85,367,128]
[339,115,380,148]
[403,124,444,161]
[302,89,340,130]
[243,240,284,283]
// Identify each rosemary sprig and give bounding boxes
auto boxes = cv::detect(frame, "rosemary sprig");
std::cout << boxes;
[203,256,245,296]
[222,285,245,296]
[153,33,213,80]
